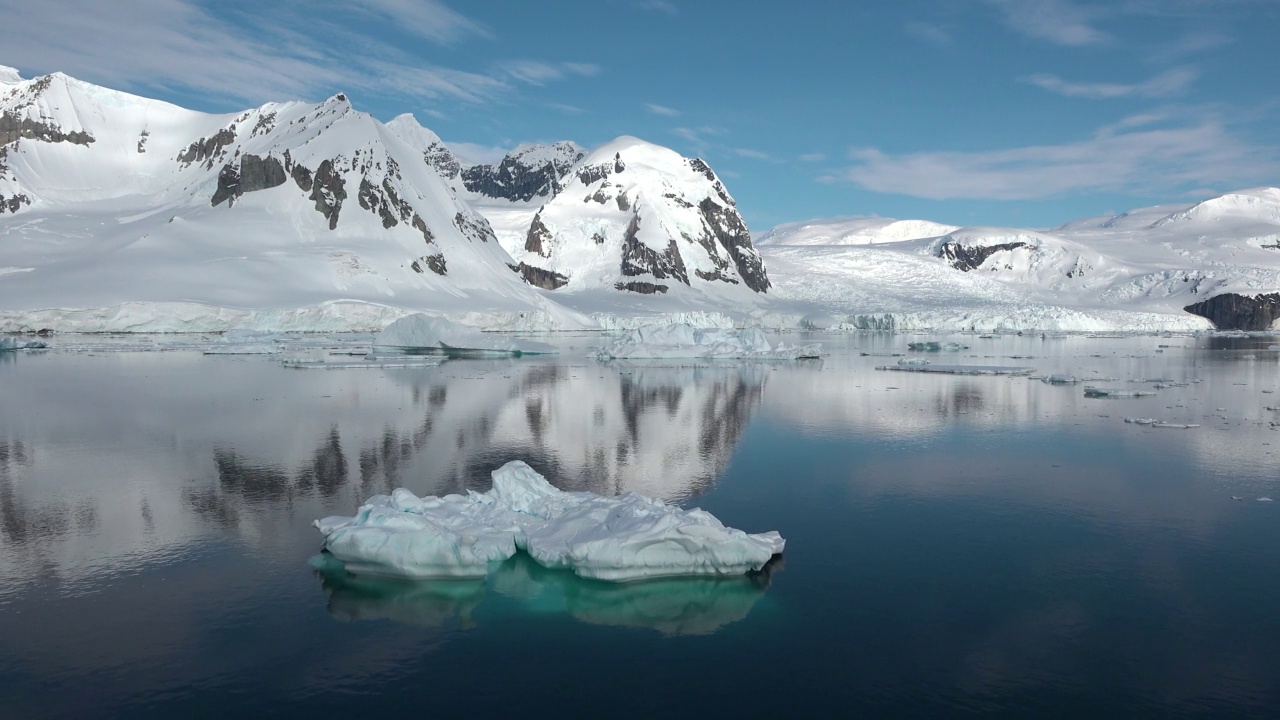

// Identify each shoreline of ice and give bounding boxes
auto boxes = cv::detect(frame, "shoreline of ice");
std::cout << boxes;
[597,323,821,360]
[314,461,785,582]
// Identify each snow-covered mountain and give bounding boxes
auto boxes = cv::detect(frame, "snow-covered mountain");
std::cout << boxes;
[757,217,958,246]
[759,189,1280,331]
[459,142,584,203]
[0,67,584,331]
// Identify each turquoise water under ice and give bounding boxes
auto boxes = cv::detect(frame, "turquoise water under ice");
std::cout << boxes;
[2,333,1279,718]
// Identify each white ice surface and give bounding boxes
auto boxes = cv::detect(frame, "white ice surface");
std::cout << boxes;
[373,313,557,354]
[315,460,785,581]
[598,322,820,360]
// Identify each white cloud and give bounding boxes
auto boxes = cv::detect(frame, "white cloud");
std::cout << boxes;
[645,103,681,117]
[446,141,510,166]
[904,22,952,46]
[1024,67,1199,99]
[987,0,1107,46]
[546,102,585,115]
[840,120,1278,200]
[498,60,601,86]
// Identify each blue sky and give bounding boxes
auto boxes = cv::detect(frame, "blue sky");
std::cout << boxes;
[2,0,1278,231]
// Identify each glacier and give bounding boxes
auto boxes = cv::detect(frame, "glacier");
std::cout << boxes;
[314,460,785,582]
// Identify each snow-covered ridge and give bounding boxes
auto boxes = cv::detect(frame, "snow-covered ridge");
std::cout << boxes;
[757,217,958,246]
[459,140,584,202]
[1152,188,1280,227]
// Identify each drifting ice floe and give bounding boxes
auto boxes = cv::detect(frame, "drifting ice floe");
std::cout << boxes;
[314,461,785,582]
[1084,387,1155,398]
[876,364,1034,376]
[907,341,969,352]
[1124,417,1200,428]
[597,323,821,360]
[281,355,445,370]
[374,314,558,356]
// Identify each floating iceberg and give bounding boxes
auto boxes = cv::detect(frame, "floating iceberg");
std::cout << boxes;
[374,314,557,356]
[1042,374,1085,384]
[281,355,445,369]
[907,341,969,352]
[314,461,785,582]
[597,323,820,360]
[0,337,48,351]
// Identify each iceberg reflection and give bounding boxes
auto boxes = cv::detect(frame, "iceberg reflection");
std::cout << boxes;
[312,552,780,637]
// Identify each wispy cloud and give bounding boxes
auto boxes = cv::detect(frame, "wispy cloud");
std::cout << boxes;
[0,0,596,109]
[838,118,1278,200]
[645,103,680,117]
[446,141,510,166]
[904,22,952,46]
[497,60,601,86]
[799,153,826,162]
[987,0,1107,46]
[734,148,773,161]
[1147,32,1232,63]
[1024,67,1198,99]
[348,0,489,44]
[636,0,679,16]
[546,102,584,115]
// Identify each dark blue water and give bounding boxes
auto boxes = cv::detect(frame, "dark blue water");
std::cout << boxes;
[2,333,1279,718]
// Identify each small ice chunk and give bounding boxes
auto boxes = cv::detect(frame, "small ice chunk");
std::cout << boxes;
[315,461,785,582]
[375,314,557,356]
[1258,497,1274,502]
[1043,374,1084,384]
[1085,387,1155,398]
[1125,417,1157,425]
[907,341,968,352]
[897,358,930,366]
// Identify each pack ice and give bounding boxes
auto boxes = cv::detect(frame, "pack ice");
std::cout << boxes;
[597,322,820,360]
[373,314,557,355]
[314,461,785,582]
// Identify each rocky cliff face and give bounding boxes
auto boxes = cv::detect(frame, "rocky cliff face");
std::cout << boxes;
[1184,292,1280,331]
[461,142,584,202]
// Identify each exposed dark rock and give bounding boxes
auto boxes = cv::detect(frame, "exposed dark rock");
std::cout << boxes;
[251,112,276,137]
[662,192,693,209]
[411,214,435,244]
[695,269,738,284]
[620,213,689,285]
[211,163,240,207]
[0,111,95,147]
[616,192,631,212]
[176,127,236,169]
[212,154,286,207]
[411,254,448,276]
[613,152,626,173]
[525,212,554,257]
[938,239,1029,272]
[0,193,31,214]
[290,162,313,192]
[591,232,606,245]
[697,198,769,292]
[240,154,286,193]
[462,143,583,202]
[137,129,149,153]
[614,281,668,294]
[309,159,346,230]
[358,178,399,228]
[688,158,734,207]
[512,262,569,290]
[423,143,460,179]
[587,189,609,204]
[454,211,493,243]
[576,164,611,187]
[1184,292,1280,331]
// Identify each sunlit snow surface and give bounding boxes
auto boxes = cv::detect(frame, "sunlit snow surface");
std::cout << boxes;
[315,460,785,581]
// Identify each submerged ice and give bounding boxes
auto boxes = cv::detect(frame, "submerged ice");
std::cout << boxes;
[314,461,785,582]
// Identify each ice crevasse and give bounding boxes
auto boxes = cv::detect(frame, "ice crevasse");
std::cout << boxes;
[314,461,785,582]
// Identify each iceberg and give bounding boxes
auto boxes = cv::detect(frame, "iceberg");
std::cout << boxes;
[907,341,969,352]
[0,337,48,351]
[1084,387,1156,398]
[597,323,820,360]
[875,364,1034,376]
[374,314,558,356]
[314,461,785,582]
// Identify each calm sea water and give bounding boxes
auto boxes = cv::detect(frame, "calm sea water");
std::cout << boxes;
[2,332,1279,718]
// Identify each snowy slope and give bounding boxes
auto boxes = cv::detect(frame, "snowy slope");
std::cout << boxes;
[0,69,586,332]
[758,189,1280,331]
[757,217,957,246]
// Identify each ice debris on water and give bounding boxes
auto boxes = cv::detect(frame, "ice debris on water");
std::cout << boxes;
[597,323,820,360]
[314,461,785,582]
[1124,417,1199,429]
[1043,374,1085,384]
[907,341,969,352]
[1259,497,1275,502]
[1085,387,1155,398]
[876,364,1034,376]
[374,313,557,356]
[897,358,930,366]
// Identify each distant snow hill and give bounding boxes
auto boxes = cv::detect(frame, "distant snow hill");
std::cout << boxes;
[758,187,1280,332]
[0,67,769,332]
[1,65,1277,333]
